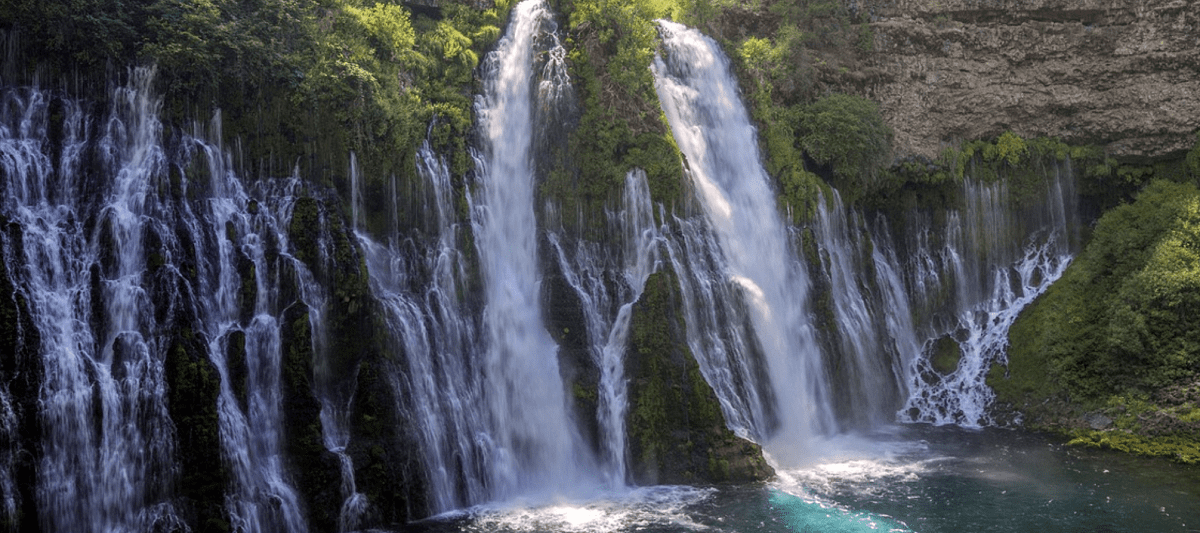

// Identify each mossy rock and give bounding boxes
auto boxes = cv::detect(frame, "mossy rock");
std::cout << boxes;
[930,335,961,375]
[235,247,257,326]
[539,235,602,454]
[1067,430,1200,464]
[286,193,376,385]
[279,302,342,532]
[347,358,429,525]
[164,329,229,532]
[626,269,773,485]
[225,330,249,414]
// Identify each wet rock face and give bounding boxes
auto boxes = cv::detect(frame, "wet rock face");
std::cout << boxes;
[852,0,1200,160]
[625,271,774,486]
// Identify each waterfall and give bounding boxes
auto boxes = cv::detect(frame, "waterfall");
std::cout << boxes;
[869,221,922,411]
[5,68,187,532]
[546,169,663,488]
[898,163,1078,426]
[0,69,334,531]
[306,156,368,532]
[188,134,309,532]
[349,151,361,231]
[811,192,905,427]
[469,0,594,498]
[652,21,831,461]
[662,212,780,440]
[358,140,487,513]
[0,9,1093,528]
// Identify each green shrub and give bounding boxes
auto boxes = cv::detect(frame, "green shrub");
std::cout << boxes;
[797,93,892,194]
[1005,180,1200,399]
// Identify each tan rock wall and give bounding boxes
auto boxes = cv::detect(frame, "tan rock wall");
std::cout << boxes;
[848,0,1200,160]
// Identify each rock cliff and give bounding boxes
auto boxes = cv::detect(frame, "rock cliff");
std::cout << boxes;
[839,0,1200,161]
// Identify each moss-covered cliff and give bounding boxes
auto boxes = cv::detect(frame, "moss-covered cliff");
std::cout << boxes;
[994,179,1200,463]
[626,269,774,485]
[285,192,429,526]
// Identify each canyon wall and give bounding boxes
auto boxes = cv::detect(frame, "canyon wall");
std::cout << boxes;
[841,0,1200,160]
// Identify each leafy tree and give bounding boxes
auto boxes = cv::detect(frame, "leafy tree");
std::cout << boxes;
[797,93,892,193]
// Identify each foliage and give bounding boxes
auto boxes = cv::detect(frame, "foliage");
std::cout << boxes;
[1067,430,1200,464]
[736,26,813,106]
[546,0,684,232]
[1,0,144,70]
[3,0,509,238]
[871,133,1199,218]
[729,34,824,221]
[1004,180,1200,401]
[796,93,892,195]
[767,0,855,49]
[988,131,1028,167]
[1188,131,1200,178]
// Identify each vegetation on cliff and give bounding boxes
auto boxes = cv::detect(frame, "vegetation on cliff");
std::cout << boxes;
[626,269,773,485]
[539,0,685,233]
[995,178,1200,463]
[2,0,507,239]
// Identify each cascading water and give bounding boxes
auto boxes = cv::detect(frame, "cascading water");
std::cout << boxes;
[0,4,1134,531]
[662,214,774,440]
[183,124,309,533]
[309,155,369,533]
[868,223,922,408]
[469,0,593,498]
[546,169,664,488]
[810,192,907,426]
[652,21,830,460]
[363,140,488,513]
[897,163,1079,426]
[0,68,338,531]
[5,68,188,532]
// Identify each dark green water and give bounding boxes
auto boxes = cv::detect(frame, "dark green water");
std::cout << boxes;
[410,426,1200,533]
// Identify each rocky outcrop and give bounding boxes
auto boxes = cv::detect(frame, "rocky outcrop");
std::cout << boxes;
[840,0,1200,161]
[0,217,43,532]
[625,270,774,485]
[279,303,342,533]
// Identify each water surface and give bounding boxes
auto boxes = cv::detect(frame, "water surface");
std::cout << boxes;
[412,426,1200,533]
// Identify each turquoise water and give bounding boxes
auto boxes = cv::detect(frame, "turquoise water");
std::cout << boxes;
[410,426,1200,533]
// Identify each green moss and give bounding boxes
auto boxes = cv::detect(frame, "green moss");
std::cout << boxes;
[348,359,428,523]
[279,304,341,532]
[930,336,961,375]
[165,332,228,533]
[626,269,772,485]
[572,381,599,404]
[546,2,686,233]
[288,197,321,268]
[1067,431,1200,464]
[994,178,1200,462]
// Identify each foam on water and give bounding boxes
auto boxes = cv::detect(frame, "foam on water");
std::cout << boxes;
[454,486,715,533]
[766,435,934,533]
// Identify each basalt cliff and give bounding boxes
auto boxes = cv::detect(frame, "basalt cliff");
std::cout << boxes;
[833,0,1199,161]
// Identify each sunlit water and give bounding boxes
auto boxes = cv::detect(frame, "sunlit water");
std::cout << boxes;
[408,427,1200,533]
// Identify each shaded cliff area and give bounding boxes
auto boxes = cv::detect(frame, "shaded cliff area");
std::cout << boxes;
[852,0,1200,161]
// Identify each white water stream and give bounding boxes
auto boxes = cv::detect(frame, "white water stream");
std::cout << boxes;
[469,0,594,499]
[653,20,831,463]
